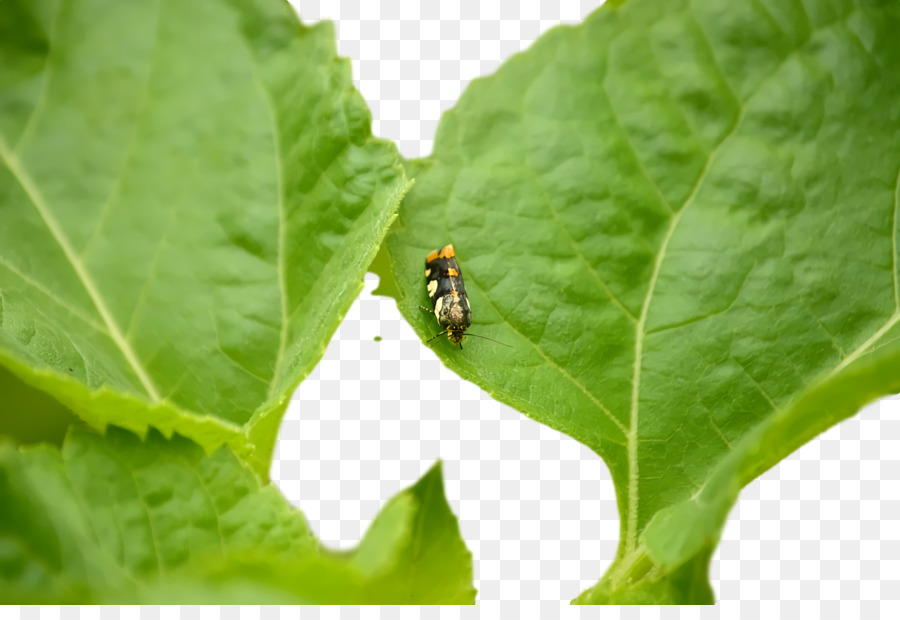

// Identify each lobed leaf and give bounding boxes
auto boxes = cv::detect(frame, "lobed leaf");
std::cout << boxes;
[0,426,474,604]
[375,0,900,603]
[0,0,408,473]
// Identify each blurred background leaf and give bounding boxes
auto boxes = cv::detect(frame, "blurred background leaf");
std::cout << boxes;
[0,426,474,604]
[0,0,407,474]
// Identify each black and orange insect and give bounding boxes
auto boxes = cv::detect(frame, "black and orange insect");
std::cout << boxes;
[423,244,510,349]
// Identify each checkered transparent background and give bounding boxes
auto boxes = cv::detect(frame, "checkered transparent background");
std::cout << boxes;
[8,1,899,618]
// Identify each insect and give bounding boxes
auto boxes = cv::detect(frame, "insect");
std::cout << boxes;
[423,244,511,349]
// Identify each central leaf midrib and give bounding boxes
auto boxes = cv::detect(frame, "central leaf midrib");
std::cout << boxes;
[0,136,161,402]
[624,78,745,556]
[215,13,294,407]
[622,10,856,551]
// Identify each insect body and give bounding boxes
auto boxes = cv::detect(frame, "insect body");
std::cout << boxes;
[423,244,511,349]
[425,244,471,347]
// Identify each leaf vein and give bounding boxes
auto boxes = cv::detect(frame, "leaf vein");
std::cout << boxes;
[231,32,289,399]
[124,206,179,339]
[623,8,854,549]
[524,160,638,323]
[708,418,733,450]
[596,82,673,215]
[0,135,161,401]
[0,255,108,334]
[444,230,628,437]
[11,0,65,154]
[175,454,227,557]
[685,11,742,112]
[79,0,164,259]
[732,356,780,413]
[209,309,272,386]
[824,313,900,383]
[892,166,900,309]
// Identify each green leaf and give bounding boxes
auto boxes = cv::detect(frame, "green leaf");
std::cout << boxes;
[0,0,407,473]
[350,459,477,603]
[375,0,900,603]
[0,364,79,447]
[0,426,474,604]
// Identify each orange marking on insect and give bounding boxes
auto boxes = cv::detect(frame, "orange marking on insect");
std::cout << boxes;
[447,268,459,276]
[427,244,455,262]
[451,290,459,296]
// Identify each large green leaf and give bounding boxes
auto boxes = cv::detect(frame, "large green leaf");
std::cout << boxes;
[0,0,407,472]
[0,426,474,603]
[375,0,900,603]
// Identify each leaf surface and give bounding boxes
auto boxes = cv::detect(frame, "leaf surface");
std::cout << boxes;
[375,0,900,602]
[0,426,474,604]
[0,364,78,447]
[0,0,407,472]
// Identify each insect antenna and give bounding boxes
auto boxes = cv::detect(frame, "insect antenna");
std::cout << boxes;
[426,329,448,343]
[463,333,513,347]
